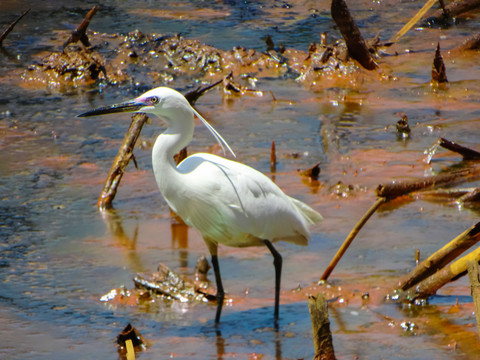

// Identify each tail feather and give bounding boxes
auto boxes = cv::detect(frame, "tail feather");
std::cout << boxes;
[290,197,323,224]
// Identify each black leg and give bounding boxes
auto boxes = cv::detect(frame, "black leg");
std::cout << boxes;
[211,254,225,324]
[264,240,282,324]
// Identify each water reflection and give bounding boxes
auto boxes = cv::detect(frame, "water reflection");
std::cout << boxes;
[170,212,190,269]
[215,330,225,360]
[214,327,283,360]
[100,208,146,273]
[101,206,193,271]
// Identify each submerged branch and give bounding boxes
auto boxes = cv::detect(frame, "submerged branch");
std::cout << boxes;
[184,78,222,105]
[453,33,480,52]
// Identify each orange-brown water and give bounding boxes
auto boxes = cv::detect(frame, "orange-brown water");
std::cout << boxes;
[1,1,480,359]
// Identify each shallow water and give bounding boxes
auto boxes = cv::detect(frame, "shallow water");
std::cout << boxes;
[1,1,480,359]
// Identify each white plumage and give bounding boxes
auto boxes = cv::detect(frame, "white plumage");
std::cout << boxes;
[79,87,322,324]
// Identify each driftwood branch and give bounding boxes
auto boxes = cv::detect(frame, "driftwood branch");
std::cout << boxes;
[467,261,480,339]
[308,294,336,360]
[403,245,480,302]
[63,6,98,49]
[394,222,480,292]
[0,9,30,46]
[376,168,480,200]
[330,0,377,70]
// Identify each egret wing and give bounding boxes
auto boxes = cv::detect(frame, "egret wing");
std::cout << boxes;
[172,153,321,247]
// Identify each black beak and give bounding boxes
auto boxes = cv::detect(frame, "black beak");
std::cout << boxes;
[77,101,145,117]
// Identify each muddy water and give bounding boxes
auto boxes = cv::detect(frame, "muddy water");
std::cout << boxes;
[1,1,480,359]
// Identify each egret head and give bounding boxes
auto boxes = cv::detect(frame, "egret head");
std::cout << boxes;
[77,87,236,157]
[77,87,191,121]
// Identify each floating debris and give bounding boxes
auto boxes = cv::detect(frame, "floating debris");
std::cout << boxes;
[298,162,321,180]
[117,323,147,359]
[396,115,411,138]
[133,262,214,303]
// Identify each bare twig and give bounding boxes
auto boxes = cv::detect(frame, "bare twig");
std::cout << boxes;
[0,9,30,46]
[270,140,277,173]
[321,197,386,281]
[184,78,222,105]
[457,187,480,204]
[389,0,437,43]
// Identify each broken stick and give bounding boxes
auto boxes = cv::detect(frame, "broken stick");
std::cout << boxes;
[330,0,377,70]
[432,43,448,83]
[308,293,336,360]
[467,260,480,339]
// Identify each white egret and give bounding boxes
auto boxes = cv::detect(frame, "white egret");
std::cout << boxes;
[78,87,322,324]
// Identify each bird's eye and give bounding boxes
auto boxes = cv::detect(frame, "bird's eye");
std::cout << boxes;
[150,96,159,104]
